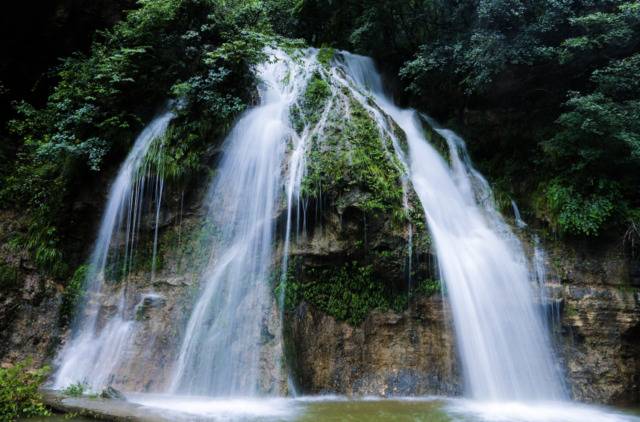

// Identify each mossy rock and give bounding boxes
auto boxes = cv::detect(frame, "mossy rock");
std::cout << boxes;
[299,87,406,221]
[283,259,406,325]
[417,115,450,165]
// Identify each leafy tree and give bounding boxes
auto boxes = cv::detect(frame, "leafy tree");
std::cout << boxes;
[398,1,640,237]
[542,53,640,235]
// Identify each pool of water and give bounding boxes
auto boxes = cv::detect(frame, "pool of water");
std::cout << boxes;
[25,394,640,422]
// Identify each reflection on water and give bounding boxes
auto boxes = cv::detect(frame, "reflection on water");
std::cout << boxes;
[297,399,449,422]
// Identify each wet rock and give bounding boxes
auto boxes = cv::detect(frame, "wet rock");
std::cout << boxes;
[100,386,126,400]
[286,297,461,396]
[543,237,640,404]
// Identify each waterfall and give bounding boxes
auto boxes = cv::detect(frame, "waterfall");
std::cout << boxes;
[53,110,173,391]
[52,47,566,405]
[334,52,566,401]
[168,49,315,396]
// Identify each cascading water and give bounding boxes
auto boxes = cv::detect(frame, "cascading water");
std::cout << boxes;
[53,110,173,391]
[168,49,316,396]
[46,46,640,422]
[334,52,566,401]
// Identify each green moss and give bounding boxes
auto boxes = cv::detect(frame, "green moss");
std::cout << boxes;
[414,278,441,297]
[317,46,335,68]
[278,37,308,58]
[564,302,579,318]
[143,127,204,183]
[283,260,402,325]
[290,104,304,134]
[300,97,406,221]
[305,74,331,114]
[62,381,86,397]
[98,213,219,286]
[292,71,332,132]
[158,219,220,275]
[103,242,156,284]
[59,264,88,326]
[418,117,450,165]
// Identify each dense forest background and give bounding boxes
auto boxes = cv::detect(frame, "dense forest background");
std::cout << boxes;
[1,0,639,283]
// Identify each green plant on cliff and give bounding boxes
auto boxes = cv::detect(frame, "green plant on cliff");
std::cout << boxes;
[398,1,640,238]
[0,360,50,421]
[301,95,405,219]
[59,264,89,327]
[415,278,441,297]
[278,1,640,239]
[302,72,331,124]
[146,30,269,183]
[160,219,222,274]
[541,52,640,236]
[285,260,405,325]
[316,46,335,68]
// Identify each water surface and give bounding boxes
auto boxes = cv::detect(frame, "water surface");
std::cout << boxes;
[28,395,640,422]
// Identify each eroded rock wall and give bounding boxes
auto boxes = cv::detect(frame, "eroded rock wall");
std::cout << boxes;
[544,237,640,404]
[286,297,460,396]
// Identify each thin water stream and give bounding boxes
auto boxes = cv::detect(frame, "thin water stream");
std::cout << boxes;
[169,49,316,396]
[53,110,173,391]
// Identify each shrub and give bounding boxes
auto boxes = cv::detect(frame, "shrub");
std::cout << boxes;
[0,360,50,421]
[62,382,86,397]
[415,278,441,297]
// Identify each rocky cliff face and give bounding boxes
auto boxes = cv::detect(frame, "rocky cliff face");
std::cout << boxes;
[282,223,640,403]
[286,298,460,396]
[0,211,64,365]
[545,237,640,404]
[1,73,639,404]
[2,186,639,404]
[281,200,460,396]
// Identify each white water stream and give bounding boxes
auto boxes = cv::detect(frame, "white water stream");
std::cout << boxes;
[53,110,173,391]
[334,52,566,401]
[169,49,316,396]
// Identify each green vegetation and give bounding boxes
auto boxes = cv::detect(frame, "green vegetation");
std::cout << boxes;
[0,360,50,421]
[1,0,270,278]
[316,46,335,68]
[302,73,331,125]
[283,260,405,325]
[62,382,86,397]
[1,0,638,299]
[278,0,640,239]
[415,278,441,297]
[159,219,221,275]
[59,265,89,327]
[291,71,332,133]
[301,95,405,219]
